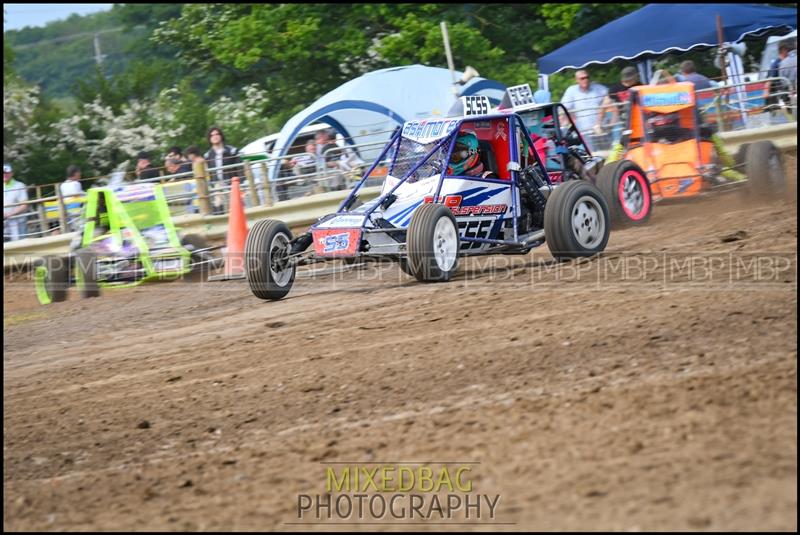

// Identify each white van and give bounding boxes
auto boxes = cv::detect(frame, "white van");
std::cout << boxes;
[240,123,331,163]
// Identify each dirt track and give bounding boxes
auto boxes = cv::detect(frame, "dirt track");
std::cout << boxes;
[4,157,797,531]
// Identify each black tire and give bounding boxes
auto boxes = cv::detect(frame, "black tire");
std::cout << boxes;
[596,159,652,228]
[406,203,460,282]
[244,219,296,300]
[75,249,100,298]
[398,257,414,276]
[734,143,750,169]
[544,180,610,261]
[41,255,70,303]
[181,233,211,282]
[745,141,786,198]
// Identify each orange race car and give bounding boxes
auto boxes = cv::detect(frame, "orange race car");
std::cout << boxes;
[609,82,786,202]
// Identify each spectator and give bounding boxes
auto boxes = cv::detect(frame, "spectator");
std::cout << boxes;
[290,141,319,178]
[3,164,29,242]
[186,145,205,170]
[164,156,192,176]
[182,146,207,214]
[652,69,678,85]
[204,126,243,185]
[597,66,640,141]
[166,145,185,162]
[675,60,712,90]
[204,126,243,214]
[314,130,339,170]
[135,152,161,180]
[560,70,608,151]
[314,129,345,191]
[60,165,84,197]
[778,37,797,90]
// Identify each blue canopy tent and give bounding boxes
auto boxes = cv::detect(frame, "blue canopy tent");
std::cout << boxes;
[538,3,797,83]
[267,65,507,180]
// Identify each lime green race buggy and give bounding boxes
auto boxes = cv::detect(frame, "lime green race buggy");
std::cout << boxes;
[35,183,222,305]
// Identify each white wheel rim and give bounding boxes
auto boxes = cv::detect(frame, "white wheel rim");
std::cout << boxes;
[433,216,458,272]
[269,232,293,287]
[571,195,605,249]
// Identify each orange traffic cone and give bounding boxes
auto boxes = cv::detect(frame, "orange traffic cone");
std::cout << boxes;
[209,177,248,281]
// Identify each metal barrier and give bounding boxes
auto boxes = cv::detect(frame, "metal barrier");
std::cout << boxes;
[555,74,796,153]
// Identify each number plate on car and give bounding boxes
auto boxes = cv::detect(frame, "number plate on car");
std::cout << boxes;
[312,228,362,257]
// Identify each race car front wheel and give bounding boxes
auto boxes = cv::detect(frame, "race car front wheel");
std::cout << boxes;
[406,203,460,282]
[597,160,651,228]
[545,180,610,261]
[75,249,100,298]
[34,255,70,305]
[245,219,296,300]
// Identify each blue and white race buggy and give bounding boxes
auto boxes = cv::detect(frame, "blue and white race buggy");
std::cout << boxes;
[244,97,612,300]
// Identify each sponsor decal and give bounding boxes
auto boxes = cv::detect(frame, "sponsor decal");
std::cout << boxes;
[642,91,692,108]
[423,194,507,217]
[402,119,460,143]
[678,178,695,193]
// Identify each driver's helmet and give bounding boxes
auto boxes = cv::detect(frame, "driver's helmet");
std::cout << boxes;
[648,112,679,129]
[448,130,482,176]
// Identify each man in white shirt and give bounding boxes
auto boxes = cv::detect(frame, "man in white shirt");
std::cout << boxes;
[60,165,84,197]
[560,70,608,151]
[4,163,29,241]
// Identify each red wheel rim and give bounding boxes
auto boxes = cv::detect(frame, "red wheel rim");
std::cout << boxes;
[618,170,650,221]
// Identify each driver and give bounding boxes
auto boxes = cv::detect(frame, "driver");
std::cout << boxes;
[647,112,688,143]
[447,130,496,178]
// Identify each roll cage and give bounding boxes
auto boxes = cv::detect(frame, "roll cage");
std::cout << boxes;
[320,112,553,249]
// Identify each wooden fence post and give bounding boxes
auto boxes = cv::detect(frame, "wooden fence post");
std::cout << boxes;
[259,161,273,207]
[243,162,259,207]
[193,160,212,215]
[55,185,68,233]
[35,185,48,235]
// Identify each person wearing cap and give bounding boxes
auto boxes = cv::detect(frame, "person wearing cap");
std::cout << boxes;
[3,164,29,242]
[596,66,640,142]
[561,70,608,151]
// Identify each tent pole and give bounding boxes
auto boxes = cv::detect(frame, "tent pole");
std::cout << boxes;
[440,21,460,100]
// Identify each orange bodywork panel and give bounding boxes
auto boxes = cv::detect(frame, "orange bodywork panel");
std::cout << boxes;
[625,140,715,199]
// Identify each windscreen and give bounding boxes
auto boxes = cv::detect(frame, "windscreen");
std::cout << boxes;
[388,135,452,184]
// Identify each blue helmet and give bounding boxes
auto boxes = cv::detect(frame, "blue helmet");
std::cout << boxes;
[448,130,481,176]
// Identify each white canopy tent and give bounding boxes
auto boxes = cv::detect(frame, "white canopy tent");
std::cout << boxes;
[265,64,507,180]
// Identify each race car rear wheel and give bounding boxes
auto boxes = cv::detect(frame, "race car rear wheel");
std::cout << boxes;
[181,233,213,282]
[597,160,651,228]
[545,180,610,261]
[34,255,70,305]
[745,141,786,198]
[244,219,296,300]
[75,249,100,298]
[406,203,460,282]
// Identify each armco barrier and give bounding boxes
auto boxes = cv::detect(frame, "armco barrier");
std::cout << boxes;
[4,121,796,270]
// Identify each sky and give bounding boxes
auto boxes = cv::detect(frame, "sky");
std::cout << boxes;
[3,3,113,32]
